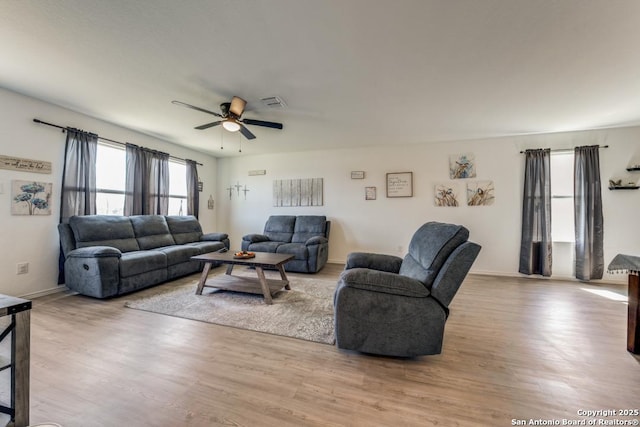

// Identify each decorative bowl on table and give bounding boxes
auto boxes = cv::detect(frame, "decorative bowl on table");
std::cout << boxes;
[233,251,256,259]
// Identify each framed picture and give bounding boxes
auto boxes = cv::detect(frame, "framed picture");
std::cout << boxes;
[351,171,365,179]
[365,186,377,200]
[386,172,413,197]
[11,180,52,215]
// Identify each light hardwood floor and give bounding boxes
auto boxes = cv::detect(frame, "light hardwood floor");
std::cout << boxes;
[28,264,640,427]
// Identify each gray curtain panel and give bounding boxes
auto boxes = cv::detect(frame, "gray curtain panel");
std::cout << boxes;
[124,143,170,215]
[59,128,98,283]
[59,128,98,223]
[574,145,604,281]
[186,159,199,218]
[519,148,552,276]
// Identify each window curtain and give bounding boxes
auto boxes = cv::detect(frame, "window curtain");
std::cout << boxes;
[124,143,170,215]
[59,128,98,283]
[519,148,552,276]
[574,145,604,281]
[186,159,199,218]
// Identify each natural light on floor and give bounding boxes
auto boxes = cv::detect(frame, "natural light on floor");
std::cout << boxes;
[581,288,628,303]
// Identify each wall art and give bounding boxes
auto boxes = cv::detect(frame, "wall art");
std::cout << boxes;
[12,180,52,215]
[1,154,52,174]
[386,172,413,197]
[273,178,323,207]
[467,180,495,206]
[434,182,460,207]
[351,171,365,179]
[449,153,476,179]
[365,186,377,200]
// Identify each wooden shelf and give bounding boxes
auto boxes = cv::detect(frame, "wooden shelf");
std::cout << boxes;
[0,295,31,426]
[609,186,639,190]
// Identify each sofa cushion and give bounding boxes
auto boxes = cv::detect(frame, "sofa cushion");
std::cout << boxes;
[119,250,166,277]
[249,241,283,253]
[185,241,226,254]
[165,215,203,244]
[130,215,176,250]
[276,242,308,261]
[263,216,296,243]
[155,245,201,266]
[398,222,469,287]
[70,215,140,253]
[291,215,327,243]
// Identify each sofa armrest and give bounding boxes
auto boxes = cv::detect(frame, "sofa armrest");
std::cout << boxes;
[67,246,122,259]
[64,246,121,298]
[201,232,228,241]
[305,236,328,246]
[339,268,430,297]
[242,233,270,243]
[345,252,403,273]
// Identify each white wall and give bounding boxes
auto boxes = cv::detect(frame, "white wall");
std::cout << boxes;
[2,86,638,299]
[0,88,219,298]
[217,127,640,283]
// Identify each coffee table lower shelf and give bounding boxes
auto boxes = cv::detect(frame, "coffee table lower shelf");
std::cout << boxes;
[199,274,289,299]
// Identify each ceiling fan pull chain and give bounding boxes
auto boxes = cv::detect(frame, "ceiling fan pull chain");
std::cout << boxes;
[220,127,224,150]
[238,132,242,153]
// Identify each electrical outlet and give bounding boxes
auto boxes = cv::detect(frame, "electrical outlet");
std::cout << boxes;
[16,262,29,275]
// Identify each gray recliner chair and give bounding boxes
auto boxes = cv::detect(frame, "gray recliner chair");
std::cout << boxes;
[333,222,481,357]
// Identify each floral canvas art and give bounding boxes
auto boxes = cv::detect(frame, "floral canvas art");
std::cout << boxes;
[449,153,476,179]
[467,181,495,206]
[434,183,460,207]
[12,180,52,215]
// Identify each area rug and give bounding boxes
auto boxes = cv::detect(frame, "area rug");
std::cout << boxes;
[124,269,336,345]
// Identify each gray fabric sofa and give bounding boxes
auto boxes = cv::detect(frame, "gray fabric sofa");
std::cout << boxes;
[241,215,330,273]
[58,215,230,298]
[333,221,481,357]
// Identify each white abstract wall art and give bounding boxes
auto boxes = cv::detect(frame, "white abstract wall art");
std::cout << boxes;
[273,178,323,207]
[434,182,460,207]
[467,180,495,206]
[449,153,476,179]
[12,180,52,215]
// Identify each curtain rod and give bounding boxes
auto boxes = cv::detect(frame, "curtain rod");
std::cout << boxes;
[33,118,203,166]
[519,145,608,154]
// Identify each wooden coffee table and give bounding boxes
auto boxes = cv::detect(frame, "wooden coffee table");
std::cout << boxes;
[191,251,295,304]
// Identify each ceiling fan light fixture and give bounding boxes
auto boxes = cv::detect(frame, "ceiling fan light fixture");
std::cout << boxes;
[222,119,241,132]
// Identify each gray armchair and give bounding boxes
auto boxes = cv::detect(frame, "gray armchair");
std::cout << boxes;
[333,222,481,357]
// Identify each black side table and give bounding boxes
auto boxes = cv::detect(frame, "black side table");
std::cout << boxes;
[0,295,31,427]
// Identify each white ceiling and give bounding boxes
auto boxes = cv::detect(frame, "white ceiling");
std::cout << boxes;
[2,0,640,157]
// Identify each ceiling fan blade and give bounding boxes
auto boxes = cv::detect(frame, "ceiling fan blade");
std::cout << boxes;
[239,124,256,140]
[242,118,284,129]
[229,96,247,117]
[172,100,222,117]
[195,121,223,130]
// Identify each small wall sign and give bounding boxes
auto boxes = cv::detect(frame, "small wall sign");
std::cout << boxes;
[0,155,52,174]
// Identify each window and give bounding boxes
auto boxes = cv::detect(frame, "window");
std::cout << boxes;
[168,161,187,215]
[95,142,189,216]
[96,142,126,215]
[550,152,574,242]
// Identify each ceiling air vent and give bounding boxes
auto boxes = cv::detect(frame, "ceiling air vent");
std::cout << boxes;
[260,96,287,109]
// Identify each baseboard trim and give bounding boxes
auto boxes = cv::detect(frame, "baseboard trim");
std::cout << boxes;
[20,285,69,300]
[469,269,627,285]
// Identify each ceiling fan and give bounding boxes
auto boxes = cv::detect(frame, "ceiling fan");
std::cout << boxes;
[172,96,283,140]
